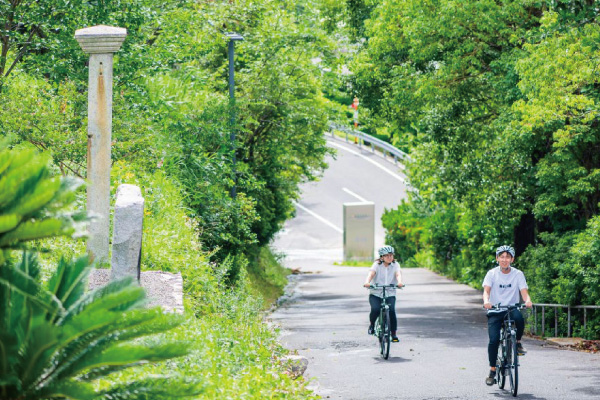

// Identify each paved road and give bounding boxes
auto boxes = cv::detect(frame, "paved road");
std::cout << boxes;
[274,136,408,262]
[271,137,600,400]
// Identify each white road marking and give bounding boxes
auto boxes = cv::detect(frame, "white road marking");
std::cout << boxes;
[342,187,368,202]
[295,202,343,233]
[328,141,406,183]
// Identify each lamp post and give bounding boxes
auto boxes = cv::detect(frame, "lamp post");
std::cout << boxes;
[226,32,243,199]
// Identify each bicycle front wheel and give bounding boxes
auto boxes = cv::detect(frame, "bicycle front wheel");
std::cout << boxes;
[381,309,391,359]
[496,342,506,389]
[508,336,519,396]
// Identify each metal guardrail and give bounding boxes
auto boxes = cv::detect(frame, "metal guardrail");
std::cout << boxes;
[529,303,600,338]
[328,122,412,165]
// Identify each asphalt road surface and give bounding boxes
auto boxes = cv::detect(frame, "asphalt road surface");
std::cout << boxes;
[270,137,600,400]
[274,135,408,261]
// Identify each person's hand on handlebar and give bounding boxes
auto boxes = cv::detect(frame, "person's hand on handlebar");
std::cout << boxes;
[397,283,405,288]
[363,282,372,288]
[483,301,492,310]
[525,300,533,308]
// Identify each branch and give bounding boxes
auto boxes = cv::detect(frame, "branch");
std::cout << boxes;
[4,28,35,78]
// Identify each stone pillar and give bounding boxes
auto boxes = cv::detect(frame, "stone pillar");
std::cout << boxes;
[343,202,375,262]
[111,184,144,282]
[75,25,127,264]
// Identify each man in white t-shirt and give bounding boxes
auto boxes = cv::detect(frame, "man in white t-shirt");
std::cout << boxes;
[482,245,533,386]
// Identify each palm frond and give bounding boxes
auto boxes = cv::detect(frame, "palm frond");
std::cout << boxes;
[59,277,143,325]
[97,376,203,400]
[47,256,92,312]
[0,262,62,314]
[32,378,97,400]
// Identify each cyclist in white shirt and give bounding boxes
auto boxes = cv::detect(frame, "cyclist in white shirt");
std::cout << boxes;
[363,245,403,342]
[482,245,533,386]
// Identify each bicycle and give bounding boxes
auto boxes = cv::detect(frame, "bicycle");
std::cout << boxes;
[368,284,403,360]
[491,303,526,397]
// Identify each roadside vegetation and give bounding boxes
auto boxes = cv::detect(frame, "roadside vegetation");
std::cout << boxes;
[0,0,350,398]
[326,0,600,339]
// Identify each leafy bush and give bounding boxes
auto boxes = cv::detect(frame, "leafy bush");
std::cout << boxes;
[382,198,427,265]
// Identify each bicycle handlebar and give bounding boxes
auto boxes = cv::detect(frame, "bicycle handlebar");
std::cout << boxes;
[484,303,526,310]
[367,284,405,289]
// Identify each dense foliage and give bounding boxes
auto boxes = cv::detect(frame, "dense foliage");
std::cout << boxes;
[341,0,600,338]
[1,0,338,397]
[1,0,334,263]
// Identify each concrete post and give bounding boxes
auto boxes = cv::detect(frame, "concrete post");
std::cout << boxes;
[343,202,375,262]
[75,25,127,264]
[111,184,144,282]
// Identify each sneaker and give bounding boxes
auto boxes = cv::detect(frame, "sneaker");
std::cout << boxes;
[368,325,374,335]
[391,336,399,343]
[485,370,496,386]
[517,343,527,355]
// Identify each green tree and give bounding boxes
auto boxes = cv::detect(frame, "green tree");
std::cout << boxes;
[137,0,333,259]
[356,2,600,330]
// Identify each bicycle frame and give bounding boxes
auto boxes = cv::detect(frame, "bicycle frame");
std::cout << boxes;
[491,303,525,397]
[370,284,398,360]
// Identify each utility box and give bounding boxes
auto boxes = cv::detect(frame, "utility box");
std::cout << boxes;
[343,202,375,262]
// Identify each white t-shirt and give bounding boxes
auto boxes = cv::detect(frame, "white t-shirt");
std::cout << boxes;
[368,261,401,298]
[482,266,528,313]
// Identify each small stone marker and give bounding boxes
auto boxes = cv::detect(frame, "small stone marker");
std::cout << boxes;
[111,184,144,282]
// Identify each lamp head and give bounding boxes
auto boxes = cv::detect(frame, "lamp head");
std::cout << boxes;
[226,32,244,42]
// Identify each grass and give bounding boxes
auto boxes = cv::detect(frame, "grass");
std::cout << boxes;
[334,260,373,267]
[246,247,291,308]
[107,311,318,399]
[34,163,317,399]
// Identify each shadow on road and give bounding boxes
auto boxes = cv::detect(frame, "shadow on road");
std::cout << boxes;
[398,305,488,348]
[490,392,548,400]
[372,356,412,364]
[574,385,600,397]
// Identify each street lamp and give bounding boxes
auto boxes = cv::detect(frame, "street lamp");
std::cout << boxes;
[226,32,244,199]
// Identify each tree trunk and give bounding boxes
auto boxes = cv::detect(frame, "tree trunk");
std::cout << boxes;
[514,211,536,257]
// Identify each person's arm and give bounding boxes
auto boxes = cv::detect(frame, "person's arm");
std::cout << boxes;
[520,288,533,308]
[363,270,376,288]
[483,285,492,309]
[396,265,403,287]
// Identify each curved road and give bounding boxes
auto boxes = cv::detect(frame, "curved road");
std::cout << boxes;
[270,136,600,400]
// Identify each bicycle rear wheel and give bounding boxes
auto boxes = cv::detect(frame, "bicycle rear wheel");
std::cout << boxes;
[508,336,519,396]
[381,309,391,359]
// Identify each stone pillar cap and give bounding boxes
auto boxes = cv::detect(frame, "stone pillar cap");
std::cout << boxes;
[75,25,127,54]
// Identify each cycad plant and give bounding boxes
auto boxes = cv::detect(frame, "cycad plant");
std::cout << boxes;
[0,146,198,399]
[0,146,85,265]
[0,254,193,400]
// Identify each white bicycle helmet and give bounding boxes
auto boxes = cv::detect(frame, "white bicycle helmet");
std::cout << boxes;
[496,245,515,258]
[378,245,395,256]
